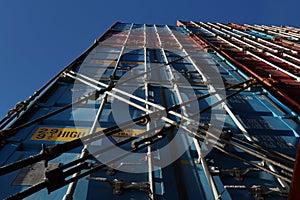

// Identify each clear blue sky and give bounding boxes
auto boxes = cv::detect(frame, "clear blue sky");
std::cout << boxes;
[0,0,299,119]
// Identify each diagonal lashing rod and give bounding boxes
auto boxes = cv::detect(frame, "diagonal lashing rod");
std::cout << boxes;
[0,53,192,141]
[1,78,292,176]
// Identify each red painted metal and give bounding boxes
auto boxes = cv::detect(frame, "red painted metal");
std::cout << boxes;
[228,23,248,31]
[276,39,300,51]
[177,21,300,114]
[213,50,300,114]
[228,23,300,52]
[283,26,300,34]
[289,140,300,200]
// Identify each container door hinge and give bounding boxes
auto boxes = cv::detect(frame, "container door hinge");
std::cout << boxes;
[87,177,151,196]
[224,185,288,200]
[210,167,260,181]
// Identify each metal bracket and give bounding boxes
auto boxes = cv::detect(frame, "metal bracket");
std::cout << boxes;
[105,167,116,176]
[45,162,93,193]
[87,177,151,196]
[248,185,286,200]
[220,130,233,141]
[210,167,260,181]
[224,185,287,200]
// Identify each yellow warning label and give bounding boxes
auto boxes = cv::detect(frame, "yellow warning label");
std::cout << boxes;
[90,60,117,65]
[31,127,146,141]
[180,160,190,165]
[120,61,144,65]
[96,128,145,137]
[31,127,89,141]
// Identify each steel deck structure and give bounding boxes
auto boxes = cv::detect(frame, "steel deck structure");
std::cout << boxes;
[0,22,299,200]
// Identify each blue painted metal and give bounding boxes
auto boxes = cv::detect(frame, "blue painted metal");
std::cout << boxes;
[0,22,299,200]
[246,30,274,40]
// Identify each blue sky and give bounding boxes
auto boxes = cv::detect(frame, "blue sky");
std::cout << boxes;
[0,0,299,119]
